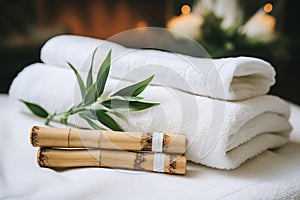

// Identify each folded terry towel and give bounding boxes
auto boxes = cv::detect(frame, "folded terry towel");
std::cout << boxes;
[40,35,276,101]
[9,63,292,169]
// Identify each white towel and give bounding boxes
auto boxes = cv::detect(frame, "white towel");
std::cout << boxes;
[1,94,300,199]
[40,35,276,101]
[9,63,292,169]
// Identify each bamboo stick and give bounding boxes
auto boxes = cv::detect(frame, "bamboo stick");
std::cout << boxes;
[37,148,186,175]
[31,126,186,154]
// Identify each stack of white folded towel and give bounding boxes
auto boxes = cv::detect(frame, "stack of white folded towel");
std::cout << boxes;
[9,35,292,170]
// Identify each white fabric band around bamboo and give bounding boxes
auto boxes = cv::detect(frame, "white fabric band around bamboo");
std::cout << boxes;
[153,153,165,172]
[152,132,164,152]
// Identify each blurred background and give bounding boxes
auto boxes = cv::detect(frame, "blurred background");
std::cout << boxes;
[0,0,299,104]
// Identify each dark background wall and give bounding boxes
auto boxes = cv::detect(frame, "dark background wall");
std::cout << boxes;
[0,0,299,104]
[274,0,300,105]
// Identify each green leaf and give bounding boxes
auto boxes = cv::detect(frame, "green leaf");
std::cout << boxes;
[96,50,111,97]
[86,48,98,88]
[108,110,129,124]
[80,108,128,124]
[79,110,97,120]
[101,99,159,111]
[20,100,49,118]
[122,96,144,101]
[95,109,123,131]
[68,62,86,99]
[79,113,105,130]
[112,75,154,97]
[83,83,97,105]
[101,96,144,102]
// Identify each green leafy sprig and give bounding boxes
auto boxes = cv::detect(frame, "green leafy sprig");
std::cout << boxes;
[20,49,159,131]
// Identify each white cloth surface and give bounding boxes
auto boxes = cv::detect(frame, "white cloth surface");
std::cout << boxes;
[40,35,276,101]
[9,63,292,169]
[0,94,300,200]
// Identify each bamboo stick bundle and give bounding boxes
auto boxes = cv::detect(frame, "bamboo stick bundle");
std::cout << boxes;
[31,126,186,154]
[37,148,186,175]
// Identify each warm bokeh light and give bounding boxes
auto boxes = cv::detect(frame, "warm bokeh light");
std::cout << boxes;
[242,10,276,39]
[167,13,203,39]
[136,20,148,28]
[181,4,191,15]
[264,3,273,13]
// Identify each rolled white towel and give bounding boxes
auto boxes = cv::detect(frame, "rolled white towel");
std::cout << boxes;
[40,35,276,101]
[9,63,292,169]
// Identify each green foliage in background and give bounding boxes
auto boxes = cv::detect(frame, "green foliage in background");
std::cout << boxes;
[199,12,286,59]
